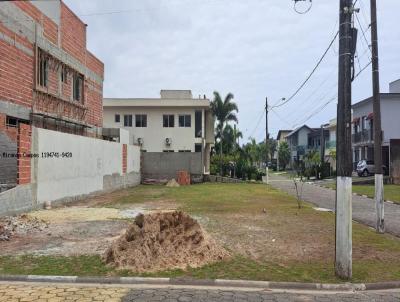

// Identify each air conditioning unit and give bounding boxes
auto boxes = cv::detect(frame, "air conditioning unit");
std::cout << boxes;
[137,138,144,146]
[165,138,172,146]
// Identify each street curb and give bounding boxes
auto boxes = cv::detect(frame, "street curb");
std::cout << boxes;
[0,275,399,291]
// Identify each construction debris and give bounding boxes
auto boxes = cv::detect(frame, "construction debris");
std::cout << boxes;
[166,179,180,187]
[104,211,229,272]
[0,214,48,241]
[142,178,168,185]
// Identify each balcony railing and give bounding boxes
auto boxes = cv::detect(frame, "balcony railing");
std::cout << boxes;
[352,129,373,144]
[325,140,336,150]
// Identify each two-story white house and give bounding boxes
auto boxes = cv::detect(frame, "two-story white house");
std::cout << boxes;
[352,80,400,180]
[103,90,215,177]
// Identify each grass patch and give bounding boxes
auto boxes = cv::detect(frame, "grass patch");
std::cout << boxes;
[321,183,400,204]
[1,254,399,283]
[0,255,113,276]
[2,183,400,283]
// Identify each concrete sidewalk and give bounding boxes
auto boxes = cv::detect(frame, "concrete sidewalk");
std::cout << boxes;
[269,174,400,237]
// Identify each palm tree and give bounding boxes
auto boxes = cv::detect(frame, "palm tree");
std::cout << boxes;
[211,91,238,176]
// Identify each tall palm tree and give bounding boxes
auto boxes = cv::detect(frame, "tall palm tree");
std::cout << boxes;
[211,91,238,176]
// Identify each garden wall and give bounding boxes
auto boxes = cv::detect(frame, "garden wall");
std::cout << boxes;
[0,127,141,216]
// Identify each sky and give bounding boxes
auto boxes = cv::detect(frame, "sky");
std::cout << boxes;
[64,0,400,143]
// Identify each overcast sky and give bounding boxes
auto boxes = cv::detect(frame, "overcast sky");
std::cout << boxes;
[64,0,400,142]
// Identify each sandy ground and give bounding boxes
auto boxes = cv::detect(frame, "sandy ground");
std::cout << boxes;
[0,189,178,256]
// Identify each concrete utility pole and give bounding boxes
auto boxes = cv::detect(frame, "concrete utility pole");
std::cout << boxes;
[335,0,354,279]
[320,124,325,169]
[370,0,384,234]
[265,97,269,184]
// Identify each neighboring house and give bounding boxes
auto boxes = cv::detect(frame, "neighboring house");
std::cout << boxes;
[276,130,292,145]
[324,118,337,170]
[307,127,329,154]
[103,90,215,177]
[275,130,291,164]
[352,80,400,181]
[0,1,104,188]
[285,125,314,165]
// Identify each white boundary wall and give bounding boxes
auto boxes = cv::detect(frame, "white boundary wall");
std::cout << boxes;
[33,127,140,204]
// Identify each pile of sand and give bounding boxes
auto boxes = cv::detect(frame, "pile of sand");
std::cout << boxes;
[166,179,180,187]
[103,211,229,272]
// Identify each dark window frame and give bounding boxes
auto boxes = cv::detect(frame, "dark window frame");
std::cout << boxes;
[73,72,84,102]
[124,114,133,127]
[61,66,68,84]
[179,114,191,127]
[38,51,48,88]
[163,114,174,127]
[135,114,147,127]
[115,114,120,123]
[195,144,202,153]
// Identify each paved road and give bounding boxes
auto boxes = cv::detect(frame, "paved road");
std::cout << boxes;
[269,174,400,237]
[123,288,400,302]
[1,282,400,302]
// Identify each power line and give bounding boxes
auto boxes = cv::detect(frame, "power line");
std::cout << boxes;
[270,30,339,109]
[292,94,337,128]
[355,13,371,54]
[354,60,372,79]
[248,109,265,139]
[291,58,371,129]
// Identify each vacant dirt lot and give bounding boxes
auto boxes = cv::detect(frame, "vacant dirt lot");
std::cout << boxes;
[2,183,400,282]
[0,187,178,256]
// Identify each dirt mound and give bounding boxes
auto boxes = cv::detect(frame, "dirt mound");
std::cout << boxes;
[103,211,229,272]
[166,179,180,187]
[0,214,48,241]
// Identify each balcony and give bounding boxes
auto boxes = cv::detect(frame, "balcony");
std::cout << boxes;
[325,140,336,150]
[352,129,373,144]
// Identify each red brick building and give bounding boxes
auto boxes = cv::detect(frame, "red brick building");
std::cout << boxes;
[0,1,104,187]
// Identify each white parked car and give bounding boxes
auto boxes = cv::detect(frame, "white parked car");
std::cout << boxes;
[356,160,387,177]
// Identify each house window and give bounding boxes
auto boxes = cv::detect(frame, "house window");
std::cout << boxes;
[163,150,174,152]
[73,73,84,102]
[124,115,132,127]
[136,114,147,127]
[6,116,17,127]
[163,115,174,127]
[195,111,202,137]
[179,115,191,127]
[61,66,68,83]
[38,51,48,87]
[195,144,202,153]
[178,150,191,152]
[115,114,120,123]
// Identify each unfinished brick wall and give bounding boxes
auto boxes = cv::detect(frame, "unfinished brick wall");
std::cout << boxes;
[60,2,87,64]
[0,113,18,184]
[17,124,32,185]
[0,24,34,108]
[0,2,104,135]
[122,144,127,174]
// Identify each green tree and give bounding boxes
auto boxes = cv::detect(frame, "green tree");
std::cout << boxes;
[304,149,321,179]
[278,141,290,170]
[211,92,238,175]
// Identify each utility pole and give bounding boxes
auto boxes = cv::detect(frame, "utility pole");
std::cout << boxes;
[265,97,269,184]
[335,0,354,279]
[370,0,384,233]
[320,124,325,178]
[234,124,237,178]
